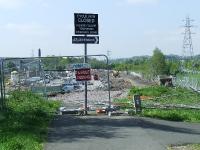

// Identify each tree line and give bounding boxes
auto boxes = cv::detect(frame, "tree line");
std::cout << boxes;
[5,48,199,77]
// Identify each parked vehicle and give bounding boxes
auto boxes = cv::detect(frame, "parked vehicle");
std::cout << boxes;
[61,84,74,93]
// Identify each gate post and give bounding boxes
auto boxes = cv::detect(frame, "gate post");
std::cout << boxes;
[84,35,88,115]
[0,58,5,110]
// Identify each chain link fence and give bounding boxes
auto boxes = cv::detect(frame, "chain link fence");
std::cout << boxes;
[174,75,200,92]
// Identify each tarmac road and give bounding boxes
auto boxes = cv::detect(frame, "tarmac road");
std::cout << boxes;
[45,115,200,150]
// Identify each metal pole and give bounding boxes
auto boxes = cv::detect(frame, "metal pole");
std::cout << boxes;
[38,48,41,77]
[2,60,6,109]
[105,55,111,115]
[0,59,4,110]
[0,61,2,110]
[84,35,88,115]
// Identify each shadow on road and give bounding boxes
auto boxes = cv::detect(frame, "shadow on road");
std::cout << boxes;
[47,115,200,143]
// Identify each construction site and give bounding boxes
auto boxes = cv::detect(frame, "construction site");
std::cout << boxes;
[0,54,155,115]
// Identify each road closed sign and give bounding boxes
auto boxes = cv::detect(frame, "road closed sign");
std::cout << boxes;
[75,68,91,81]
[74,13,98,35]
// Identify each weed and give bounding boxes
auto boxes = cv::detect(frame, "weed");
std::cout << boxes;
[0,90,60,150]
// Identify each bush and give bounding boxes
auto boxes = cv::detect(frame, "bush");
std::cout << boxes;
[0,90,60,150]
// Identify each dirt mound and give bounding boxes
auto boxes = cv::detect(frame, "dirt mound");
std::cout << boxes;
[110,78,132,91]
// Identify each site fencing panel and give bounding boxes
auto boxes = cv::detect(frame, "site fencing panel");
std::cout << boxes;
[3,55,111,112]
[0,59,5,110]
[3,58,45,96]
[174,75,200,92]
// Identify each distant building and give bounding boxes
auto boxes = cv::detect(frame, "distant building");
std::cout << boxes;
[11,71,19,85]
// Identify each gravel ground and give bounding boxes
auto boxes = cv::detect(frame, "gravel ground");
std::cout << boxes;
[49,70,153,109]
[50,89,129,109]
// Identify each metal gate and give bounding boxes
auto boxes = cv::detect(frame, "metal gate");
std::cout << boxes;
[2,55,111,113]
[174,75,200,92]
[0,58,5,110]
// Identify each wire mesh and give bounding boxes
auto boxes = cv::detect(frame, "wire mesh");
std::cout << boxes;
[3,55,111,110]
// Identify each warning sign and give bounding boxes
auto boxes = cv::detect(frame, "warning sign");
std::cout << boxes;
[75,68,91,81]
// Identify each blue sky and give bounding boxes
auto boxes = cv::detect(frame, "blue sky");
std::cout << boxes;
[0,0,200,58]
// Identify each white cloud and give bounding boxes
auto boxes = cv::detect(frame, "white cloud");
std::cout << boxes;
[126,0,159,5]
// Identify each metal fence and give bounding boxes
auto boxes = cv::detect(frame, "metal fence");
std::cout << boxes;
[0,59,5,110]
[1,55,111,111]
[174,75,200,92]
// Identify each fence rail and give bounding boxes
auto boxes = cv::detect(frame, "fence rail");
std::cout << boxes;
[0,55,111,111]
[174,76,200,93]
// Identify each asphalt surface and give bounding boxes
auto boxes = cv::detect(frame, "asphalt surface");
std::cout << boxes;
[45,115,200,150]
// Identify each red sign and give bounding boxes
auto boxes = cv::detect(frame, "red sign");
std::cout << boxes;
[75,68,91,81]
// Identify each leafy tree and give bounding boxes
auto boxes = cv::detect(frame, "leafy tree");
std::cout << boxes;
[167,60,180,75]
[89,58,107,69]
[41,57,78,70]
[150,48,168,76]
[7,61,17,71]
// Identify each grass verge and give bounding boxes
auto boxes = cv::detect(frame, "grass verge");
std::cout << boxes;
[168,144,200,150]
[129,86,200,105]
[141,109,200,122]
[0,90,60,150]
[115,86,200,123]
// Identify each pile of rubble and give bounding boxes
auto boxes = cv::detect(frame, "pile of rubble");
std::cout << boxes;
[110,78,132,91]
[49,69,150,110]
[92,69,133,91]
[50,90,129,109]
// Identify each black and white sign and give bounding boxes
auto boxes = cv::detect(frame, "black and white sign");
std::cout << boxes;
[133,95,142,113]
[72,36,99,44]
[74,13,98,35]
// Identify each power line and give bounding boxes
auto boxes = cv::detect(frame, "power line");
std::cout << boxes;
[182,16,195,59]
[181,16,196,72]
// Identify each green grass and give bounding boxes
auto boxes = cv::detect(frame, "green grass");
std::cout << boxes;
[168,144,200,150]
[129,86,200,105]
[187,144,200,150]
[116,86,200,122]
[0,112,5,121]
[0,90,60,150]
[113,98,133,110]
[129,86,172,97]
[141,109,200,122]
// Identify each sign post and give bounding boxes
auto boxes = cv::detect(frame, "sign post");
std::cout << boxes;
[73,13,99,115]
[133,95,142,113]
[84,35,88,114]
